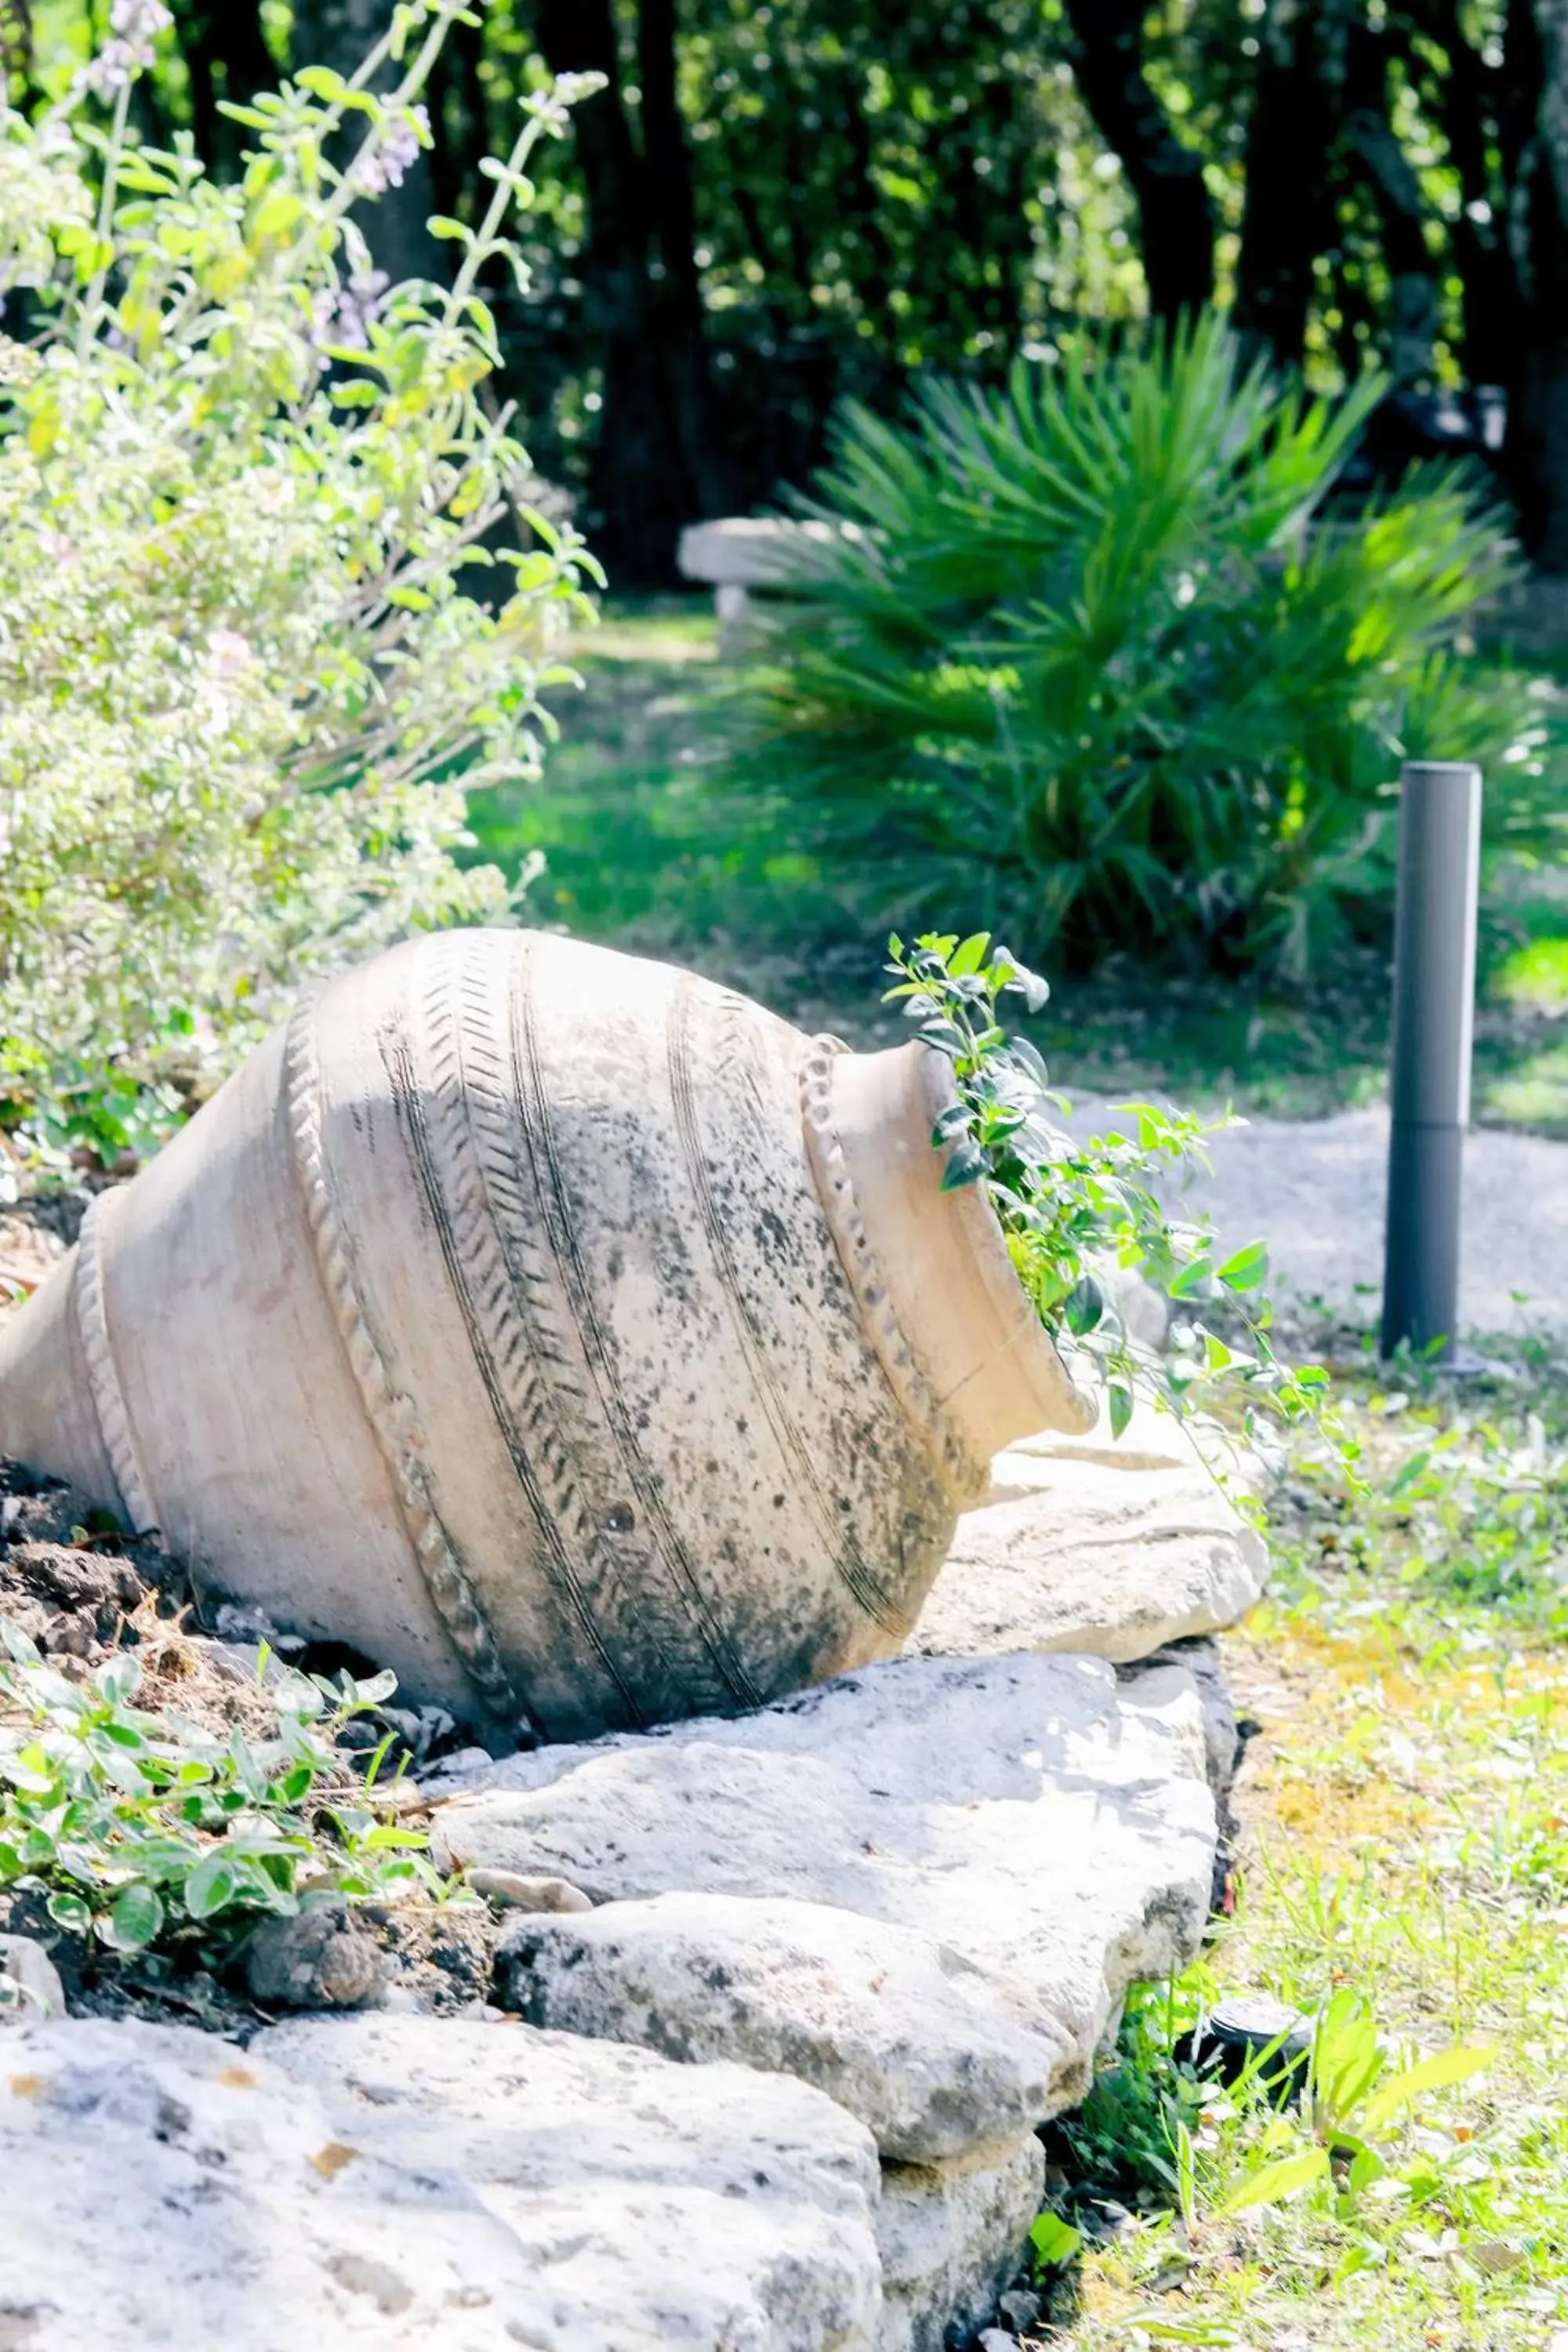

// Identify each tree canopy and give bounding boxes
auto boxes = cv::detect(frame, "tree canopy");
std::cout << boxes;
[12,0,1568,583]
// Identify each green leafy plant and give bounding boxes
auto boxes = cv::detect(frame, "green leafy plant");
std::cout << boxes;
[1051,1976,1497,2286]
[884,928,1345,1467]
[1026,2205,1083,2279]
[1213,1989,1494,2219]
[742,312,1541,975]
[1049,1977,1214,2212]
[0,1616,448,1956]
[0,2,604,1165]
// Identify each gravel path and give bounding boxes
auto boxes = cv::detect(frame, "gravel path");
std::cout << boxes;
[1082,1100,1568,1341]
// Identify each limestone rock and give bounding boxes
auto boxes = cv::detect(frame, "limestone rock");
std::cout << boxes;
[242,1904,387,2010]
[1094,1262,1171,1352]
[914,1412,1267,1667]
[496,1889,1071,2162]
[990,1388,1217,1477]
[1120,1639,1243,1911]
[469,1866,594,1914]
[0,1931,65,2020]
[1119,1637,1240,1806]
[435,1651,1216,2125]
[1,2011,884,2351]
[259,2011,884,2351]
[1112,1657,1214,1797]
[875,2133,1045,2352]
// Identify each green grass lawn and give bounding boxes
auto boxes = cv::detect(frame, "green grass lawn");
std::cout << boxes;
[466,601,1568,1133]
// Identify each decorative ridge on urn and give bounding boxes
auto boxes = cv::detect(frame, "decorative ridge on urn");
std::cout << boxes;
[71,1185,158,1540]
[283,983,532,1737]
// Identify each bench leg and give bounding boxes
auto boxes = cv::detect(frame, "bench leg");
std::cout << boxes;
[716,581,751,659]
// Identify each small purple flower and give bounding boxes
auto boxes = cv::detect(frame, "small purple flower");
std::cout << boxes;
[109,0,173,42]
[206,629,253,680]
[80,39,137,98]
[352,104,428,199]
[78,0,170,96]
[310,267,390,352]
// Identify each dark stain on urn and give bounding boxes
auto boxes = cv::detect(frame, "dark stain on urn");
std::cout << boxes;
[752,1206,792,1270]
[647,1207,701,1308]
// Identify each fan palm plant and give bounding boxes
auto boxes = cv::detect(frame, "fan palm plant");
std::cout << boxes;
[737,314,1536,972]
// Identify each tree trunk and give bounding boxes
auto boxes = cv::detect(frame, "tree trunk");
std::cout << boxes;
[1340,22,1436,383]
[1232,0,1341,367]
[424,9,487,230]
[1061,0,1215,322]
[169,0,274,178]
[288,0,441,289]
[1427,0,1522,383]
[637,0,727,520]
[1505,0,1568,568]
[533,0,724,584]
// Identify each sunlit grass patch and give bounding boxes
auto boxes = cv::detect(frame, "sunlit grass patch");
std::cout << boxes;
[1034,1352,1568,2350]
[1481,1038,1568,1134]
[1494,935,1568,1012]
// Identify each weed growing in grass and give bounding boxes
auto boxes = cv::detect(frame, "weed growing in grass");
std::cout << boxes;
[0,1621,452,1969]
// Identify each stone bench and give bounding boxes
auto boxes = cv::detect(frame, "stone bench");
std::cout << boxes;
[677,516,855,652]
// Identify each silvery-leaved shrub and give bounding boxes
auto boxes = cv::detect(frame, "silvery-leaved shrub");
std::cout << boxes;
[0,0,602,1169]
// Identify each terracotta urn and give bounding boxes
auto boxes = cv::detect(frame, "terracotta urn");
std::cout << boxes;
[0,932,1094,1741]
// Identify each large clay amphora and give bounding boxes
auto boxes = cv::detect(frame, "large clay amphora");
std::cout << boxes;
[0,932,1092,1741]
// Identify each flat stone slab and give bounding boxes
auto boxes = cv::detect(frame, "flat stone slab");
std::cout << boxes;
[877,2134,1045,2352]
[1118,1637,1240,1808]
[912,1406,1267,1667]
[434,1651,1216,2142]
[2,2011,884,2352]
[496,1890,1069,2164]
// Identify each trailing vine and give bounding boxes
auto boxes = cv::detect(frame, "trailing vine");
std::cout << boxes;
[884,931,1358,1491]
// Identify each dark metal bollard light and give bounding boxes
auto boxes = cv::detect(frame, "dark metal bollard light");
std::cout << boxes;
[1381,760,1482,1363]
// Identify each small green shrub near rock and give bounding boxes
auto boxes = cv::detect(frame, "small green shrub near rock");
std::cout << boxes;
[0,1614,445,1960]
[0,2,601,1168]
[739,314,1548,978]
